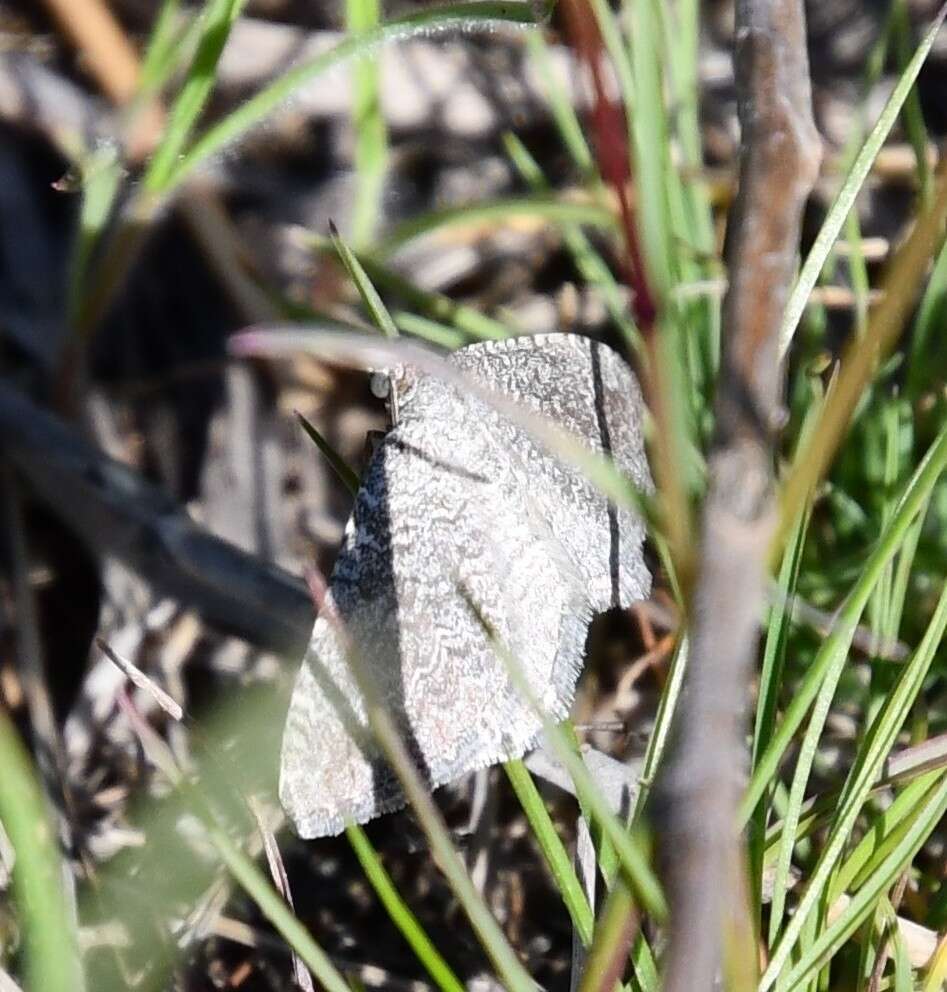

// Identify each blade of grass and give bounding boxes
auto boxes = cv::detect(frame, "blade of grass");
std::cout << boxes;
[310,586,536,992]
[139,0,182,81]
[775,771,947,991]
[921,932,947,992]
[624,0,674,301]
[377,195,616,256]
[777,3,947,357]
[391,310,469,348]
[143,0,248,192]
[329,222,399,338]
[164,1,539,191]
[760,578,947,987]
[576,639,688,992]
[0,708,82,992]
[905,236,947,400]
[502,132,640,353]
[209,822,351,992]
[503,759,594,946]
[754,506,810,939]
[347,0,387,246]
[458,590,665,919]
[307,238,511,340]
[778,155,947,538]
[67,144,124,322]
[743,417,947,821]
[893,0,932,206]
[346,825,466,992]
[118,691,352,992]
[295,412,360,496]
[525,30,594,177]
[824,772,939,900]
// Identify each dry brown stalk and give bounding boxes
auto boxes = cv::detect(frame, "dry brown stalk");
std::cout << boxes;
[653,2,821,989]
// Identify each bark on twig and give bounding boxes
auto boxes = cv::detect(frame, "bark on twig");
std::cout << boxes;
[0,383,313,655]
[653,2,820,989]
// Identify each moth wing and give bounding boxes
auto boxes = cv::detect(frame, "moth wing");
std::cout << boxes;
[280,414,584,838]
[450,334,652,611]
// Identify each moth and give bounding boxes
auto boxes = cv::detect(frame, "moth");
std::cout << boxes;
[280,333,652,838]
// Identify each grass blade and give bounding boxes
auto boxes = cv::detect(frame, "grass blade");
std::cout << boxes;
[330,223,399,338]
[504,759,594,946]
[775,772,947,991]
[0,709,82,992]
[165,2,538,190]
[378,195,615,255]
[777,3,947,357]
[346,825,466,992]
[347,0,387,245]
[743,419,947,820]
[295,412,360,496]
[760,578,947,987]
[778,156,947,537]
[143,0,248,192]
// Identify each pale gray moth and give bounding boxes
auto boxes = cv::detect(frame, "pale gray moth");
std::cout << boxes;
[280,333,652,838]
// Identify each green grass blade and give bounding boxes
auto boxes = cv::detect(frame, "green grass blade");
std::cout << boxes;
[575,638,688,992]
[504,759,594,946]
[906,235,947,399]
[67,144,124,322]
[893,0,932,205]
[827,772,938,900]
[742,419,947,820]
[632,634,688,823]
[624,0,674,300]
[378,195,615,255]
[347,0,387,245]
[525,31,594,177]
[143,0,248,192]
[165,2,538,190]
[502,132,640,353]
[346,825,466,992]
[391,310,469,348]
[330,223,399,338]
[0,708,83,992]
[754,507,809,939]
[777,4,947,357]
[761,579,947,986]
[481,633,665,920]
[775,772,947,991]
[208,822,351,992]
[328,246,511,340]
[295,412,360,496]
[139,0,184,89]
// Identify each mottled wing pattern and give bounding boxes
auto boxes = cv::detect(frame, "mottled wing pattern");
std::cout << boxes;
[450,334,652,611]
[280,334,651,838]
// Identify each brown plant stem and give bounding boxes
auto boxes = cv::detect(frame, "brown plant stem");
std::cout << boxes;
[653,2,820,990]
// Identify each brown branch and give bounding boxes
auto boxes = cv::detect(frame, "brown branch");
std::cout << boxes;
[0,382,313,655]
[652,2,820,990]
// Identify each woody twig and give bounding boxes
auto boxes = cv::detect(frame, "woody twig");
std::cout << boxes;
[653,1,820,988]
